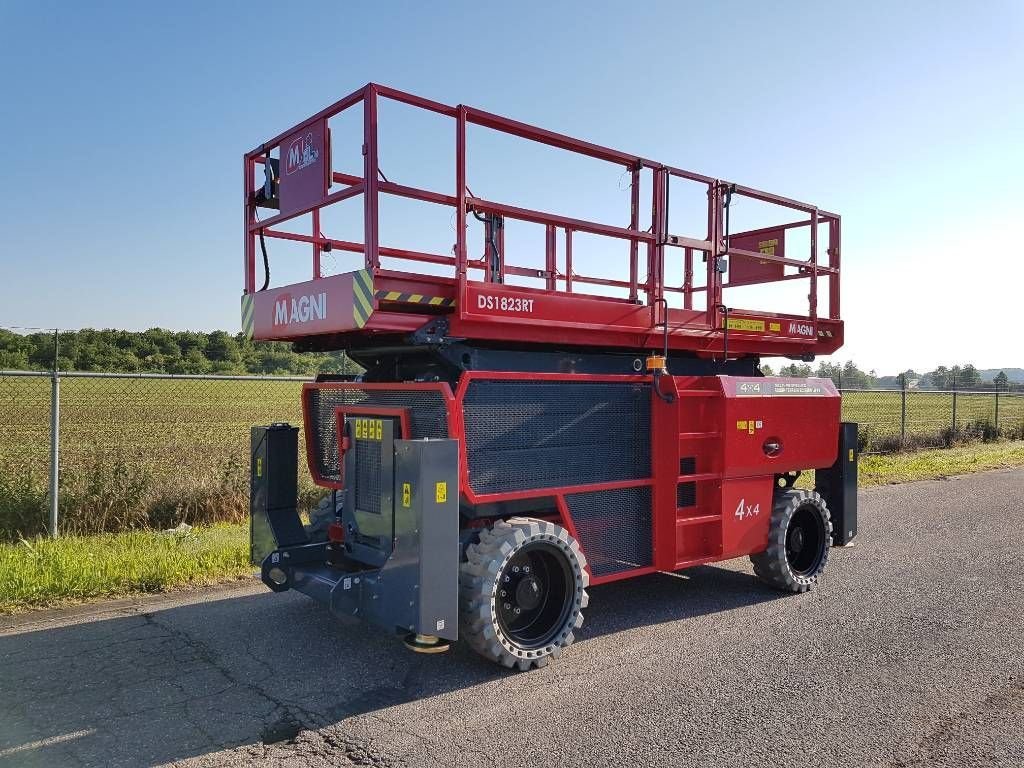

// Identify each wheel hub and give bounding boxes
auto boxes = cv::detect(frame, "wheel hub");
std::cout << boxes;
[515,575,543,610]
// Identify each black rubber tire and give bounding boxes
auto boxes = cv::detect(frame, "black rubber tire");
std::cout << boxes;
[459,518,589,671]
[750,489,832,593]
[305,492,341,541]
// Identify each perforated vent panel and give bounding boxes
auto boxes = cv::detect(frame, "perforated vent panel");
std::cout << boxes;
[354,439,383,513]
[565,487,653,576]
[462,380,650,495]
[305,386,448,484]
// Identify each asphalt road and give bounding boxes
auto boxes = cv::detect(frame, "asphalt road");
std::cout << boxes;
[2,468,1023,767]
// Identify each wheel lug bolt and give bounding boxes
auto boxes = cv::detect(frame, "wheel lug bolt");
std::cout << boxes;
[500,590,506,597]
[514,607,521,615]
[504,602,511,610]
[512,566,520,573]
[503,576,510,583]
[523,566,530,573]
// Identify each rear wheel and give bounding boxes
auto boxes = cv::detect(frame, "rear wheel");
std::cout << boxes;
[751,489,832,593]
[460,518,588,670]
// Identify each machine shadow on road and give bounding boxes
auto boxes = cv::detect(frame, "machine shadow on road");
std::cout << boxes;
[0,565,779,766]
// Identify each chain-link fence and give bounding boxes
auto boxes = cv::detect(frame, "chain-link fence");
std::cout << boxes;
[1,370,312,539]
[843,388,1024,452]
[2,370,1023,538]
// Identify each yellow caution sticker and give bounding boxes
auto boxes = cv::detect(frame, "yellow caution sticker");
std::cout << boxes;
[726,317,766,332]
[402,482,411,508]
[849,449,855,462]
[353,418,383,441]
[736,420,748,430]
[256,457,262,478]
[435,482,447,504]
[769,322,781,332]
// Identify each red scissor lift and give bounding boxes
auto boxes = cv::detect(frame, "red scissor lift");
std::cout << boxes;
[245,84,858,669]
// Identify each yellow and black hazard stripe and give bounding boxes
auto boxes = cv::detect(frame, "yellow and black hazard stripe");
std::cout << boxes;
[241,294,254,339]
[374,290,455,308]
[352,268,375,328]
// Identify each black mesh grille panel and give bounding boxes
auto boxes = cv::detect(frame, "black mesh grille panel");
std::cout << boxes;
[305,386,448,484]
[462,380,650,495]
[565,487,652,576]
[354,439,382,513]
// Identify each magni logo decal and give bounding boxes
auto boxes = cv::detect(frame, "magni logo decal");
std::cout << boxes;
[285,133,319,175]
[788,321,815,337]
[273,292,327,325]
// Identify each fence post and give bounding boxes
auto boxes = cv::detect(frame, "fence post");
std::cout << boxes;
[951,372,958,438]
[995,390,1000,431]
[49,329,60,538]
[897,374,905,442]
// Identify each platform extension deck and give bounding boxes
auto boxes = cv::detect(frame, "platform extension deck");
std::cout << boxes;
[243,84,842,359]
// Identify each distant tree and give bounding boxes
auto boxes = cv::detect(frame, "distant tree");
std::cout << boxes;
[205,331,241,364]
[994,371,1009,390]
[815,361,841,386]
[927,366,951,390]
[778,363,812,377]
[841,361,874,390]
[959,364,981,389]
[760,363,774,376]
[928,364,981,390]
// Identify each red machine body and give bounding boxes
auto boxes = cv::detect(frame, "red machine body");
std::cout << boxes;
[300,373,839,586]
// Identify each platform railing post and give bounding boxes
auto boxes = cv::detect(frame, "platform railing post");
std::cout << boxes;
[683,247,693,310]
[829,217,841,319]
[564,228,573,292]
[363,84,380,270]
[708,182,722,330]
[456,106,467,282]
[545,224,557,291]
[629,166,639,302]
[810,208,819,320]
[312,208,321,279]
[244,155,255,294]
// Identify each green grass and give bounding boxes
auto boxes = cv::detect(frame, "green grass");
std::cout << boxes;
[0,523,251,612]
[3,440,1023,614]
[857,439,1024,486]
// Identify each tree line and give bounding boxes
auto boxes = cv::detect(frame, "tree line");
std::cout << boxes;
[0,328,352,376]
[761,360,1021,391]
[0,328,1017,388]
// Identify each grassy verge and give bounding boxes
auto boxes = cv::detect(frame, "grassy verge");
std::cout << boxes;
[0,523,250,613]
[3,440,1023,614]
[857,439,1024,486]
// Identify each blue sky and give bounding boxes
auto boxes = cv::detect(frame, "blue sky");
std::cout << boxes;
[1,1,1021,373]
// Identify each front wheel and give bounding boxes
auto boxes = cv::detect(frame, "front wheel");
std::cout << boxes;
[460,518,589,670]
[751,489,832,593]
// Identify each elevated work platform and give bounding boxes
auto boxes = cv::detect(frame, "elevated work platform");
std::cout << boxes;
[243,84,843,360]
